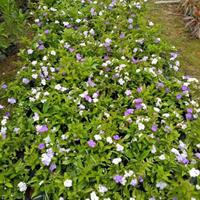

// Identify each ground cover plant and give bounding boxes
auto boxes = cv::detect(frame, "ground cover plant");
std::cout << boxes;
[0,0,200,199]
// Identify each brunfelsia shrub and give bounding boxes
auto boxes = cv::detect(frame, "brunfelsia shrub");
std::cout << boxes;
[0,0,200,199]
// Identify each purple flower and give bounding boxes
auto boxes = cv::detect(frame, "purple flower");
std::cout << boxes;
[84,95,92,103]
[38,44,45,50]
[76,53,82,61]
[151,125,158,132]
[44,29,50,34]
[113,175,123,184]
[113,135,120,140]
[68,47,75,52]
[49,163,56,172]
[176,94,182,100]
[120,33,125,38]
[1,84,7,89]
[87,140,96,148]
[90,8,96,16]
[132,57,139,64]
[137,87,142,93]
[36,125,48,133]
[185,113,193,120]
[134,98,143,104]
[8,98,16,104]
[195,153,200,159]
[5,112,10,117]
[138,176,144,183]
[134,98,143,110]
[124,108,134,116]
[182,85,189,91]
[130,179,138,186]
[87,78,96,87]
[38,143,45,150]
[177,155,189,165]
[157,82,164,88]
[187,108,193,113]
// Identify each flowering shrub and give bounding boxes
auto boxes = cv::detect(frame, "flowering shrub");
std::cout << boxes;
[0,0,200,199]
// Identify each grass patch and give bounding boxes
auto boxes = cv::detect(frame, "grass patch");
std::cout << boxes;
[146,1,200,80]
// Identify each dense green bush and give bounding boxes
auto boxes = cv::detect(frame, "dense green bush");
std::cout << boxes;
[0,0,200,199]
[0,0,26,56]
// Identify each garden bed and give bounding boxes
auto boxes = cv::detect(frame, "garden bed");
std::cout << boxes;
[0,0,200,199]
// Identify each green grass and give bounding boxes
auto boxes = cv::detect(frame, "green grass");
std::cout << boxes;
[146,1,200,80]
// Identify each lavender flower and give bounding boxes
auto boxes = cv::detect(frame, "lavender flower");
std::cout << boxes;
[124,108,134,116]
[45,29,50,34]
[36,125,48,133]
[185,113,193,120]
[176,94,182,100]
[182,85,189,91]
[22,78,30,85]
[87,78,96,87]
[113,175,123,184]
[113,135,120,140]
[38,143,45,150]
[87,140,96,148]
[49,163,56,172]
[151,125,158,132]
[1,84,7,89]
[120,33,125,38]
[8,98,16,104]
[130,178,138,186]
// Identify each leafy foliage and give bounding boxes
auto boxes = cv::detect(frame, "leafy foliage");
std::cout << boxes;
[0,0,25,53]
[0,0,200,199]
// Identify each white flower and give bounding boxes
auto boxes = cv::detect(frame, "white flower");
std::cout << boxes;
[154,107,160,112]
[41,79,46,86]
[112,157,122,165]
[18,182,27,192]
[94,134,102,141]
[156,181,167,190]
[32,74,38,79]
[171,148,179,155]
[106,137,113,144]
[149,21,154,26]
[50,50,56,56]
[159,154,166,160]
[118,78,125,85]
[90,191,99,200]
[163,113,170,118]
[151,145,156,154]
[151,58,158,65]
[33,113,39,121]
[116,144,124,152]
[138,123,145,130]
[189,168,200,177]
[55,84,62,91]
[64,179,72,187]
[98,185,108,193]
[124,170,134,178]
[31,61,37,66]
[27,49,33,54]
[196,185,200,190]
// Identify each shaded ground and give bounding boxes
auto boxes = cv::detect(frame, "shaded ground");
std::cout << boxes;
[147,1,200,80]
[0,54,19,84]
